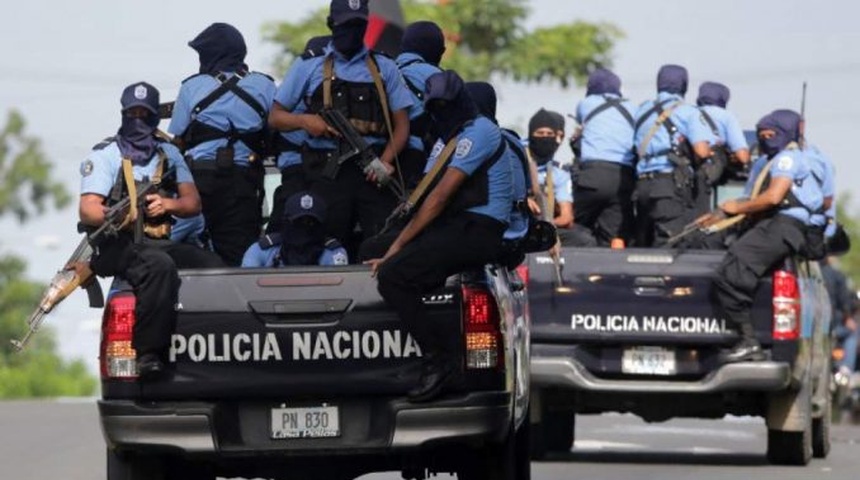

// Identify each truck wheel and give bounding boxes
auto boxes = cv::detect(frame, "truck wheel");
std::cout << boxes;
[107,449,165,480]
[458,423,529,480]
[766,425,812,466]
[530,408,574,460]
[812,392,832,458]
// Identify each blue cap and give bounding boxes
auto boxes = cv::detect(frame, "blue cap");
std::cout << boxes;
[697,81,730,108]
[329,0,369,26]
[120,82,159,114]
[284,191,327,223]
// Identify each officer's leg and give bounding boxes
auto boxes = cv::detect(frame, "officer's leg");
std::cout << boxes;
[650,178,693,247]
[572,185,604,240]
[633,178,653,247]
[356,173,399,240]
[160,243,227,269]
[266,165,305,234]
[206,189,261,267]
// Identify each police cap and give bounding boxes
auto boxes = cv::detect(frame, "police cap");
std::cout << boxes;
[120,82,159,114]
[329,0,368,27]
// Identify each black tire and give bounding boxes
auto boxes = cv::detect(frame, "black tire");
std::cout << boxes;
[458,423,529,480]
[107,449,165,480]
[531,408,575,460]
[513,420,531,480]
[813,390,832,458]
[766,426,812,466]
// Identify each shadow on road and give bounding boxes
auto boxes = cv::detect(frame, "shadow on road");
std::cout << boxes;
[538,450,770,466]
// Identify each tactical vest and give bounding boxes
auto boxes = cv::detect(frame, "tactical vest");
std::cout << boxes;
[445,134,508,216]
[635,99,692,163]
[760,144,824,217]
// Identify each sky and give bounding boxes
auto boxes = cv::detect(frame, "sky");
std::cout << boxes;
[1,0,858,374]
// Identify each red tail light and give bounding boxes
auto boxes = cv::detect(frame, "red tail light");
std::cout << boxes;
[515,264,529,287]
[100,293,138,380]
[462,286,503,369]
[772,270,801,340]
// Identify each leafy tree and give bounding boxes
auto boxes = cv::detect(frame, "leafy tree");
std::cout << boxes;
[0,110,96,398]
[263,0,622,87]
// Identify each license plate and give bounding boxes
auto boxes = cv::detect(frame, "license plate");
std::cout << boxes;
[271,404,340,439]
[621,347,676,375]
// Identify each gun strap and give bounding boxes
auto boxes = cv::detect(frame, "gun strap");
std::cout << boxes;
[120,158,138,231]
[323,56,334,108]
[406,137,459,208]
[546,163,556,222]
[366,54,405,190]
[637,101,682,159]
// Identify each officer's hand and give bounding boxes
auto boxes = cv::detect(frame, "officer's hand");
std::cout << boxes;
[145,194,166,218]
[695,212,719,228]
[364,243,402,277]
[365,159,394,184]
[720,200,742,216]
[303,114,339,138]
[527,197,541,216]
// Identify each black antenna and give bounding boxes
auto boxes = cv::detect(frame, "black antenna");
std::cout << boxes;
[799,81,807,149]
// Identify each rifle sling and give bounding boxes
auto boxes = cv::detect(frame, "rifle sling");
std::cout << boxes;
[637,101,682,159]
[406,137,459,208]
[120,158,137,231]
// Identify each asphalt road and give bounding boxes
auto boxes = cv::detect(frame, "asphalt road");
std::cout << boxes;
[2,399,858,480]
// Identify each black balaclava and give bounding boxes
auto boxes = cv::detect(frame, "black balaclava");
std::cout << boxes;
[281,217,327,266]
[657,64,688,96]
[116,82,160,164]
[586,68,622,96]
[331,19,368,59]
[189,23,248,75]
[401,21,446,66]
[424,70,479,142]
[756,110,801,159]
[465,81,498,123]
[528,108,564,165]
[697,81,731,108]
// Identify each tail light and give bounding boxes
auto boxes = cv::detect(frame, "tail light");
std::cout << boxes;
[462,286,503,369]
[772,270,800,340]
[515,264,529,287]
[100,293,138,379]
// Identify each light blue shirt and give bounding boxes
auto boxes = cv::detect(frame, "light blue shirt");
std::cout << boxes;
[536,162,573,204]
[698,105,748,153]
[575,94,636,166]
[171,214,206,245]
[804,144,835,229]
[80,141,194,197]
[634,92,716,175]
[168,71,276,167]
[273,53,323,170]
[241,240,349,267]
[501,130,528,240]
[396,52,441,151]
[274,46,414,151]
[769,148,823,225]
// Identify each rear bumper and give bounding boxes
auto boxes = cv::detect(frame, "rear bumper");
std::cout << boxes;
[531,356,791,393]
[99,392,512,456]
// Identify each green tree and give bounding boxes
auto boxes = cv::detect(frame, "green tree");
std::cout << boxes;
[0,110,96,398]
[263,0,622,87]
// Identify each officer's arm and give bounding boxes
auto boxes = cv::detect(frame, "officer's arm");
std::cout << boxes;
[389,167,467,250]
[162,183,202,219]
[729,177,792,215]
[823,196,834,211]
[733,148,751,165]
[268,102,334,137]
[79,194,108,227]
[380,109,410,166]
[555,202,574,229]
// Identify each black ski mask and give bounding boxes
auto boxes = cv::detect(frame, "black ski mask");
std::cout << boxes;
[281,217,327,266]
[189,23,248,75]
[528,108,564,165]
[331,19,367,59]
[756,110,801,159]
[424,70,479,142]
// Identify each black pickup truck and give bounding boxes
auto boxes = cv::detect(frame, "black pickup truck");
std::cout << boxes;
[527,241,832,465]
[97,262,531,480]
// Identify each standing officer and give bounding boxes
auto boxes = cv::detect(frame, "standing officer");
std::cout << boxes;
[396,21,446,186]
[268,0,413,254]
[526,108,574,229]
[694,81,750,215]
[703,110,822,362]
[633,64,715,247]
[79,82,224,379]
[368,71,513,402]
[242,191,348,267]
[571,68,636,245]
[168,23,276,266]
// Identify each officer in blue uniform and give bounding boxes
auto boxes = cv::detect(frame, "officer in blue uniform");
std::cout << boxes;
[242,191,348,267]
[633,64,716,247]
[168,23,276,266]
[694,81,750,215]
[368,71,513,402]
[571,68,636,245]
[268,0,414,253]
[707,110,823,362]
[266,35,331,235]
[527,109,574,229]
[396,21,445,186]
[79,82,225,380]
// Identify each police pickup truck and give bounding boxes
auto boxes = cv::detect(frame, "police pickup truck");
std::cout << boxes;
[527,221,832,465]
[97,258,530,478]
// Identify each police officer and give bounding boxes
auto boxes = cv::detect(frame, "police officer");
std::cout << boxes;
[693,81,750,215]
[526,108,574,229]
[268,0,414,253]
[633,64,715,247]
[266,35,332,235]
[396,21,446,186]
[168,23,276,266]
[79,82,225,379]
[368,71,513,402]
[242,191,349,267]
[571,68,636,245]
[705,110,823,362]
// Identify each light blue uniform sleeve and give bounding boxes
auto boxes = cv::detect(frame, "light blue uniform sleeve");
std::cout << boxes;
[575,100,586,124]
[449,123,501,176]
[319,247,349,266]
[80,150,116,197]
[770,152,801,180]
[167,80,195,136]
[554,166,573,203]
[723,112,748,153]
[380,57,414,113]
[274,59,315,111]
[683,107,716,145]
[241,243,279,268]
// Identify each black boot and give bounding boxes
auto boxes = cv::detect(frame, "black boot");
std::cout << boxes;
[408,357,457,403]
[720,323,765,363]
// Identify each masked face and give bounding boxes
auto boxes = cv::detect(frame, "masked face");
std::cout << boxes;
[280,216,326,266]
[529,130,561,164]
[330,19,367,59]
[758,129,786,159]
[117,107,159,163]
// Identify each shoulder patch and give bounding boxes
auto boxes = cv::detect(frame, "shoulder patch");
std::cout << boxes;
[429,141,444,159]
[455,138,474,158]
[331,250,348,266]
[776,155,794,171]
[80,160,94,177]
[92,136,116,150]
[181,72,209,84]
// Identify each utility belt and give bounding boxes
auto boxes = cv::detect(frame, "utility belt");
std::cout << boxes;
[272,134,303,156]
[190,158,263,197]
[579,159,635,171]
[300,142,385,181]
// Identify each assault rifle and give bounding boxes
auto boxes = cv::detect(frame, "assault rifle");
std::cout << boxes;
[319,108,406,202]
[526,155,568,292]
[11,168,176,351]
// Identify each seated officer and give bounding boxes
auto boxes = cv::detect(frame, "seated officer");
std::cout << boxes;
[702,110,823,362]
[368,71,513,402]
[79,82,225,380]
[526,108,574,229]
[242,191,348,267]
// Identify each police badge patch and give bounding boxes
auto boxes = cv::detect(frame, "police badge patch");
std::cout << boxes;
[134,84,148,100]
[776,155,793,171]
[455,138,473,158]
[300,194,314,210]
[80,160,94,177]
[348,0,361,10]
